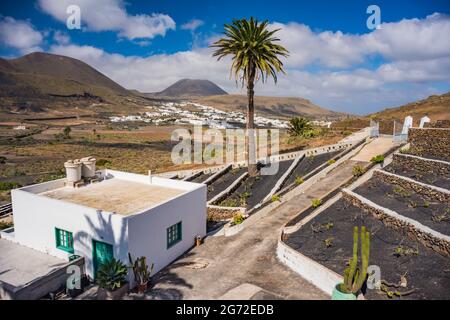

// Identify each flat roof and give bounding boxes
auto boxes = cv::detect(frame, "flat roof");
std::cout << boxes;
[0,238,67,288]
[41,178,185,216]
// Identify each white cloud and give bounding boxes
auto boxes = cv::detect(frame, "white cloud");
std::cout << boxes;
[181,19,205,31]
[0,17,43,54]
[9,11,447,115]
[53,30,70,45]
[273,13,450,69]
[38,0,176,40]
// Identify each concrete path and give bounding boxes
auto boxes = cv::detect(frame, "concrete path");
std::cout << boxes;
[351,136,395,162]
[142,156,376,300]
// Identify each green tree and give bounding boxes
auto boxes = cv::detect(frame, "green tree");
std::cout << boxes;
[288,117,312,137]
[211,17,289,176]
[63,126,72,139]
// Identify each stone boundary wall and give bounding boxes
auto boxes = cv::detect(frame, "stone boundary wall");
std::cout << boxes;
[429,120,450,128]
[373,170,450,204]
[408,128,450,162]
[391,153,450,177]
[342,189,450,256]
[207,206,244,221]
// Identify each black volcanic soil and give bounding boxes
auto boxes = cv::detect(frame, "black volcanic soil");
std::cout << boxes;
[285,198,450,300]
[190,172,214,183]
[219,160,294,209]
[207,167,247,201]
[283,151,340,187]
[354,177,450,236]
[384,162,450,190]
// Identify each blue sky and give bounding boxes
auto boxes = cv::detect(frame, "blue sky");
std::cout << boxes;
[1,0,450,114]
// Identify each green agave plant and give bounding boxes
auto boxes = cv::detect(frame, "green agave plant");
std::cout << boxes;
[97,258,128,291]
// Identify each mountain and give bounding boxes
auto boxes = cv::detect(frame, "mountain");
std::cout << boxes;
[193,94,344,120]
[5,52,128,96]
[332,92,450,132]
[370,92,450,122]
[0,52,139,115]
[156,79,228,97]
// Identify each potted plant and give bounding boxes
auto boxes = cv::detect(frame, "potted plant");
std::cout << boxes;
[332,226,370,300]
[96,258,129,300]
[128,253,154,294]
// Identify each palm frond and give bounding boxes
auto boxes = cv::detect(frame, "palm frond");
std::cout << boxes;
[210,17,289,86]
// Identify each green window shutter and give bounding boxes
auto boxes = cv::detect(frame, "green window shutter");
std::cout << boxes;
[55,228,74,253]
[167,221,182,249]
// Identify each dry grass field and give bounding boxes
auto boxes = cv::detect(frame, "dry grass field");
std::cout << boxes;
[0,121,346,204]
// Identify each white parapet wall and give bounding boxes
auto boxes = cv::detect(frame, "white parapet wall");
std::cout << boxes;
[158,140,362,179]
[277,238,342,296]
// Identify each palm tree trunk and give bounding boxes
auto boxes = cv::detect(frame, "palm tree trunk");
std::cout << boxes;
[247,74,258,176]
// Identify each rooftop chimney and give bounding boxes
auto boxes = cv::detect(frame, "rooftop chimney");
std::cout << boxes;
[80,156,97,178]
[64,160,82,185]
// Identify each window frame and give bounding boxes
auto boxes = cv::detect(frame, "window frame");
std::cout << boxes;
[167,221,182,249]
[55,227,74,253]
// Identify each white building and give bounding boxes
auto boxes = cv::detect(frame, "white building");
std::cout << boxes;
[4,165,206,281]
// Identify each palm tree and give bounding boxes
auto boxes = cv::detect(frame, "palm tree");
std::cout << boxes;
[211,17,289,176]
[288,117,312,137]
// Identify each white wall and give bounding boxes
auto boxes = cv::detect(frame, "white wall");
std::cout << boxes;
[11,170,207,281]
[127,184,207,275]
[11,189,129,279]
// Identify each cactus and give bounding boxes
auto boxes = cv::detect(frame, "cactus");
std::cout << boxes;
[340,226,370,294]
[128,253,154,286]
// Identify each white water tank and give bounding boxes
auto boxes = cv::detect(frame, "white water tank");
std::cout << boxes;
[64,160,82,183]
[81,157,97,178]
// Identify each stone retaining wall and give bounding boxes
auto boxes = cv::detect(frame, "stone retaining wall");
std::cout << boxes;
[429,120,450,128]
[207,206,243,221]
[409,128,450,161]
[342,191,450,256]
[391,153,450,178]
[373,170,450,204]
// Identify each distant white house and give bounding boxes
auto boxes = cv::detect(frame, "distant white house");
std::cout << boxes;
[3,159,206,281]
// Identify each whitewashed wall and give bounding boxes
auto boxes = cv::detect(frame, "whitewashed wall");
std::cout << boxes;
[127,184,207,275]
[11,188,128,279]
[11,172,206,280]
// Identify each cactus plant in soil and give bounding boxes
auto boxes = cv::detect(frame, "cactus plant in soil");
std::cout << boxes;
[332,226,370,300]
[128,253,154,294]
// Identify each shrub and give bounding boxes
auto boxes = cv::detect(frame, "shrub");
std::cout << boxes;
[0,182,22,191]
[352,165,366,177]
[327,159,336,165]
[370,155,385,164]
[0,156,6,164]
[311,199,322,208]
[0,221,13,230]
[97,259,128,291]
[271,194,281,202]
[96,159,112,167]
[295,176,304,185]
[233,214,245,225]
[399,147,410,154]
[219,198,238,207]
[324,237,334,248]
[342,130,352,136]
[63,126,72,139]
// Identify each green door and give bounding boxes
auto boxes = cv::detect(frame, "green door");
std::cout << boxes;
[92,240,114,278]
